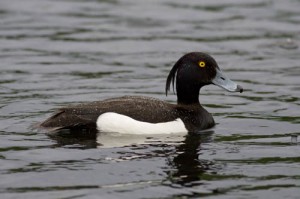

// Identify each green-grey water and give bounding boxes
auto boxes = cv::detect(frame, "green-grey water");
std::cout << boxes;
[0,0,300,198]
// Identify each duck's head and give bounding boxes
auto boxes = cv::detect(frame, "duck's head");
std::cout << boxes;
[166,52,243,104]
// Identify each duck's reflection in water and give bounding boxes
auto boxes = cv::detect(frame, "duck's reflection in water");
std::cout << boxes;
[96,132,188,148]
[47,129,187,148]
[48,129,215,186]
[165,131,214,186]
[47,129,98,149]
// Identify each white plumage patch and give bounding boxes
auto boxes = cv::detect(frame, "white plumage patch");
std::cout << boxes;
[96,112,188,135]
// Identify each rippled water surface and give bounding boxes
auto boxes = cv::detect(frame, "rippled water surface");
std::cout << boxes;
[1,0,300,198]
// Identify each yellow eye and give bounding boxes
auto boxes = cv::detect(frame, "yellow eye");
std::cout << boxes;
[198,61,206,68]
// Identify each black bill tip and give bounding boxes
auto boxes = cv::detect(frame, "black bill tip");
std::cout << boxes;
[237,85,243,93]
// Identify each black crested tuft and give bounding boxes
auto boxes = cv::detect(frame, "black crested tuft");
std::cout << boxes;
[165,59,181,96]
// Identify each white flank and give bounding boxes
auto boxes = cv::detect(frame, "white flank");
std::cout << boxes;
[96,112,188,135]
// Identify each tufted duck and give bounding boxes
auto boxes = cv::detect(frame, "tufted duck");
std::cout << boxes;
[40,52,243,134]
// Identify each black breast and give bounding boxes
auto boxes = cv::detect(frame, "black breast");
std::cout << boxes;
[175,104,215,132]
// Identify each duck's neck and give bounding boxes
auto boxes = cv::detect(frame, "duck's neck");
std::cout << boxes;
[176,83,202,105]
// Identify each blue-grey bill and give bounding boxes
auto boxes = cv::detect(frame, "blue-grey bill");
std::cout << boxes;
[212,68,243,93]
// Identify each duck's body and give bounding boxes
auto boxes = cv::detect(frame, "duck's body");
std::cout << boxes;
[40,52,243,134]
[41,95,214,133]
